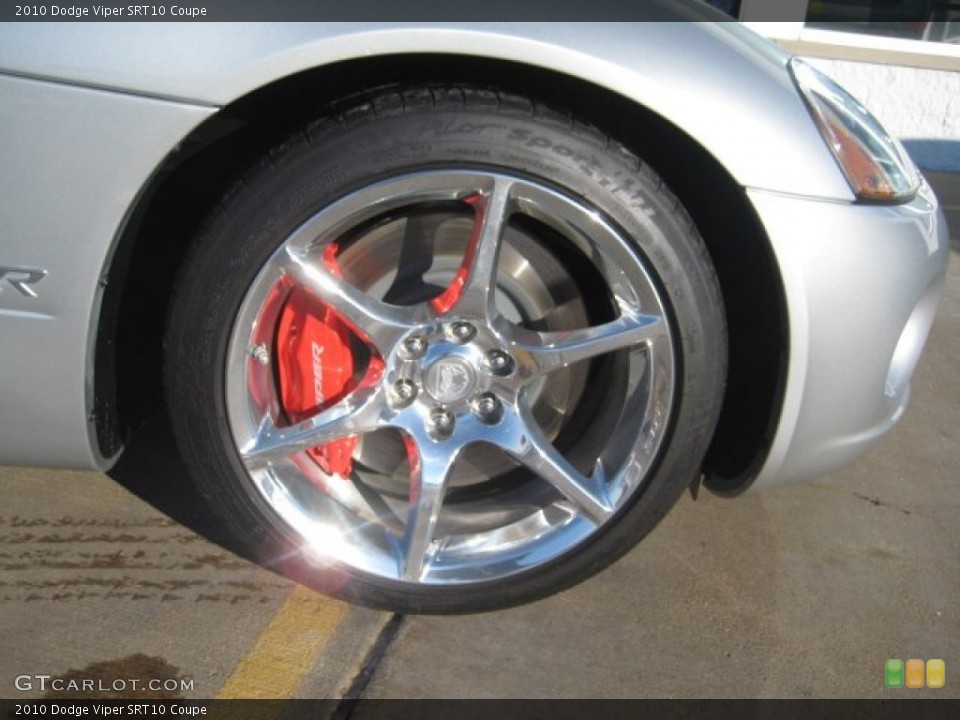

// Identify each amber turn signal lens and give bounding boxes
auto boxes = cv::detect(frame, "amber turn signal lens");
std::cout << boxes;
[790,59,919,202]
[819,104,897,200]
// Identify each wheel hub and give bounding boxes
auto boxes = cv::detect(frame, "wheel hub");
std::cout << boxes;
[423,355,476,404]
[388,322,511,443]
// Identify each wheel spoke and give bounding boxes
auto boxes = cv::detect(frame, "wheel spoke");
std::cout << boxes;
[401,443,458,581]
[241,386,385,468]
[242,275,291,424]
[279,247,426,351]
[505,309,666,376]
[445,177,515,320]
[506,401,614,525]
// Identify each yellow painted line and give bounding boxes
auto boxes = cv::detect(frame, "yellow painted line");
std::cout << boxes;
[215,584,348,699]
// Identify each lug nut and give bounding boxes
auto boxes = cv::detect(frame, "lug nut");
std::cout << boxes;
[472,393,502,424]
[426,408,455,440]
[401,335,428,359]
[447,321,476,344]
[390,379,418,407]
[485,349,514,375]
[251,343,270,366]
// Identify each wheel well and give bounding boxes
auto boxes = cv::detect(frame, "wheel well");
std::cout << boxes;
[98,54,787,494]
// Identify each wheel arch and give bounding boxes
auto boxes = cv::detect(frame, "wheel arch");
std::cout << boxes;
[96,53,788,494]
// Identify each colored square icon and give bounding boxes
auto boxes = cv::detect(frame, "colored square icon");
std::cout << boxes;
[906,658,925,688]
[885,659,904,688]
[927,659,945,689]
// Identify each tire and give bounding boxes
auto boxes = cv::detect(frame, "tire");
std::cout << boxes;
[164,85,726,613]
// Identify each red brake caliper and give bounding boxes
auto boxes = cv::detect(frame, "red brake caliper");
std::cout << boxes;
[275,246,371,478]
[277,198,480,480]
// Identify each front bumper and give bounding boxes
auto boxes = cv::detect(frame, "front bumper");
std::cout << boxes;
[747,180,949,491]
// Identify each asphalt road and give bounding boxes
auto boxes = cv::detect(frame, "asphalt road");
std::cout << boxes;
[1,189,957,703]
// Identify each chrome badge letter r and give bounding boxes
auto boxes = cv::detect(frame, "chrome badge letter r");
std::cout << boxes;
[0,265,47,298]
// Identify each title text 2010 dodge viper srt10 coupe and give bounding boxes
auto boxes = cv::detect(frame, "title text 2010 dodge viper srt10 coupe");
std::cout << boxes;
[0,11,949,612]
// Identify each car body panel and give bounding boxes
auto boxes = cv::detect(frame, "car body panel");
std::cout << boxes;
[0,74,214,467]
[0,22,855,201]
[0,20,948,493]
[748,181,949,489]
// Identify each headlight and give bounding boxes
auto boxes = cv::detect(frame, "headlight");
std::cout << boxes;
[789,58,919,202]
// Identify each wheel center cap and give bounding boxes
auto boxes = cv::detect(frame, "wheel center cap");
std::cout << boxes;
[424,356,476,404]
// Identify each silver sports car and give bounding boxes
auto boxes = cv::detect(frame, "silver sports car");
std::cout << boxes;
[0,13,949,612]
